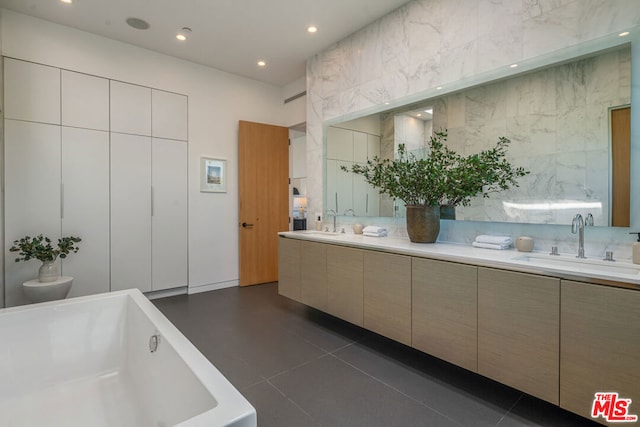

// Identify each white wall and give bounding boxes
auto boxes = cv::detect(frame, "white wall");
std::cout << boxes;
[1,10,288,293]
[306,0,640,259]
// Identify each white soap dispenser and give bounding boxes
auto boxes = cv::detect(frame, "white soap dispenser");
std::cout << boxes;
[630,232,640,265]
[315,215,323,231]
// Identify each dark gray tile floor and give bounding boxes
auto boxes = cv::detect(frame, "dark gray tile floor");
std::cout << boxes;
[153,283,600,427]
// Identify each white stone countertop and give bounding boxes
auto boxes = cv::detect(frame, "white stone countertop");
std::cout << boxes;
[279,231,640,290]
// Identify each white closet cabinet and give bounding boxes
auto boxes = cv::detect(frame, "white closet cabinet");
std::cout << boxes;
[152,138,188,290]
[62,70,109,131]
[4,58,60,125]
[4,120,61,306]
[152,90,188,141]
[110,81,152,136]
[61,127,110,298]
[110,133,152,292]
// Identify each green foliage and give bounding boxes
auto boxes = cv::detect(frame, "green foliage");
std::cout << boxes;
[341,130,529,207]
[9,235,82,263]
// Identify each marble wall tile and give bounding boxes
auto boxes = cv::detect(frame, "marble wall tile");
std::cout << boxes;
[522,1,580,58]
[579,0,640,41]
[381,7,410,78]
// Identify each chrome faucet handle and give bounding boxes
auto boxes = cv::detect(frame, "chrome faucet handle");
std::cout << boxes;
[550,246,559,256]
[604,251,615,262]
[571,214,583,234]
[585,212,594,227]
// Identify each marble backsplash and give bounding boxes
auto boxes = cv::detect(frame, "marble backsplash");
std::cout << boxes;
[306,0,640,259]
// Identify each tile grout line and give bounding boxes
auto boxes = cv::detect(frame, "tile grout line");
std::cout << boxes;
[327,352,465,427]
[266,352,333,382]
[494,393,524,426]
[264,377,323,426]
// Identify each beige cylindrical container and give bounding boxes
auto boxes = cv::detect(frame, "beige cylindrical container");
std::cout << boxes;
[516,236,534,252]
[353,224,364,234]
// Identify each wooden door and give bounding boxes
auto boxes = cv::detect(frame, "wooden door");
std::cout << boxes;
[238,120,289,286]
[611,106,630,227]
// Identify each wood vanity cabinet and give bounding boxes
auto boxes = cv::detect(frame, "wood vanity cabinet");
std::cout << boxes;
[300,241,328,311]
[278,237,301,301]
[478,268,560,404]
[412,258,478,372]
[560,280,640,422]
[363,251,412,345]
[327,245,364,326]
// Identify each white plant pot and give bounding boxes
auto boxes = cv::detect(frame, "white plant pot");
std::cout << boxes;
[38,261,59,283]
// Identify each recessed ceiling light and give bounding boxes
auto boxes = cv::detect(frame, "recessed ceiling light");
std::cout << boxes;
[510,63,518,68]
[424,109,433,114]
[436,86,443,90]
[416,113,422,117]
[257,60,266,67]
[176,27,191,41]
[60,0,73,4]
[307,26,318,33]
[126,17,150,30]
[619,31,630,37]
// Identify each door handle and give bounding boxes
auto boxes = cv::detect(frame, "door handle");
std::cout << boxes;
[242,222,254,228]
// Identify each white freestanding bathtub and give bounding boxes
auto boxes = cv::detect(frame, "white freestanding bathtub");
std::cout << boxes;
[0,289,256,427]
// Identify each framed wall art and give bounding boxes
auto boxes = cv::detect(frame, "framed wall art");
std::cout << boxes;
[200,157,226,193]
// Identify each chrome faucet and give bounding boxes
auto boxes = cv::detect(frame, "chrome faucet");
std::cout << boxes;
[326,209,337,232]
[571,213,594,258]
[343,208,355,216]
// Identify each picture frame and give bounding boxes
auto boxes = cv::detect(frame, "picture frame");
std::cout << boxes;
[200,157,226,193]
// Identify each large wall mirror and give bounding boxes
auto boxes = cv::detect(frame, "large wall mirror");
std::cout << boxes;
[325,30,636,228]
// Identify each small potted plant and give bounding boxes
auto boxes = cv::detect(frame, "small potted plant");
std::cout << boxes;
[342,130,528,243]
[10,234,81,282]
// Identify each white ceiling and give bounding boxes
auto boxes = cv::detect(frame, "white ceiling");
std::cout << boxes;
[0,0,410,87]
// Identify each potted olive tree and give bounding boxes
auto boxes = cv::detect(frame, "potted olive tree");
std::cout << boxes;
[10,234,81,282]
[342,131,528,243]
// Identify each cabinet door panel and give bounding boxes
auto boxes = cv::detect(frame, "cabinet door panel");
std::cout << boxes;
[326,126,353,161]
[278,237,301,301]
[353,131,367,163]
[478,268,559,404]
[110,81,152,136]
[4,120,61,306]
[62,71,109,131]
[336,161,353,214]
[364,251,411,345]
[560,281,640,420]
[412,258,477,372]
[61,127,110,297]
[327,245,363,326]
[4,58,60,124]
[152,138,188,291]
[111,133,152,292]
[152,90,188,141]
[326,159,338,212]
[300,241,327,311]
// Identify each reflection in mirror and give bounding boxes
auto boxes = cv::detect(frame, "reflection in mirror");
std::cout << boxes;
[325,44,631,226]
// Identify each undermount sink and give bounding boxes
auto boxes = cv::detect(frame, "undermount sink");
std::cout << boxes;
[512,253,640,276]
[298,230,342,236]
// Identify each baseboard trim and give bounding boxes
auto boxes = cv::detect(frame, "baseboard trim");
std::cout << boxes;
[145,286,188,300]
[188,280,239,295]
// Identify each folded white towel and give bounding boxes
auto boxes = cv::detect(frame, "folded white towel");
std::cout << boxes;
[363,226,387,234]
[363,231,387,237]
[475,235,512,245]
[472,242,510,250]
